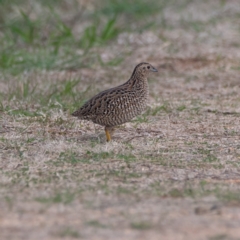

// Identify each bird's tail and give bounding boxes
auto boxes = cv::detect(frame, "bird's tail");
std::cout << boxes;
[71,110,79,117]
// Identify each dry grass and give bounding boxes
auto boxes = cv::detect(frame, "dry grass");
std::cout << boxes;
[1,0,240,240]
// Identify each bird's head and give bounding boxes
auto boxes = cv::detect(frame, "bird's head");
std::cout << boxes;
[131,62,158,78]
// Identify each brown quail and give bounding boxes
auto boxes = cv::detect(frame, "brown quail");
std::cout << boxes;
[72,62,158,141]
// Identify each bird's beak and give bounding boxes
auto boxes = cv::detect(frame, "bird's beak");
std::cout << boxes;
[151,67,158,72]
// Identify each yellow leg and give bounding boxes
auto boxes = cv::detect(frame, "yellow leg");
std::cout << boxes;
[105,128,111,142]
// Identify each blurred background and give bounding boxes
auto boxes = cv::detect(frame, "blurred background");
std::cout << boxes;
[0,0,168,74]
[1,0,239,75]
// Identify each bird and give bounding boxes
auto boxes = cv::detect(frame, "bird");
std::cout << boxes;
[72,62,158,141]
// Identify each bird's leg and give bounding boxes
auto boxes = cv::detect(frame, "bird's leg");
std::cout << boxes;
[105,127,111,142]
[105,127,115,142]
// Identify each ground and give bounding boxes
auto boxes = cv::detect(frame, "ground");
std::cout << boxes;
[0,0,240,239]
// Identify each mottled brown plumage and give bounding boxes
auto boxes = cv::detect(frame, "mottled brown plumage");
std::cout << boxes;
[72,62,158,141]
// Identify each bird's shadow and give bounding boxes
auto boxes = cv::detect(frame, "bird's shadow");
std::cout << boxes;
[73,131,124,144]
[71,127,164,143]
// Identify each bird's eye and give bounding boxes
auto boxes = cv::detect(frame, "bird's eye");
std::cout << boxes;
[147,66,150,69]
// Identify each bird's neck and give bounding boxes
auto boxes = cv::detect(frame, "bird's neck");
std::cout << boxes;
[127,72,148,89]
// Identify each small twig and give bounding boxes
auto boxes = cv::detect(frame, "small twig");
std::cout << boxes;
[0,130,10,134]
[206,109,240,115]
[125,135,146,143]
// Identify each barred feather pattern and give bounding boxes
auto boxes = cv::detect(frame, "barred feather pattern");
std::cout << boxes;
[72,62,157,128]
